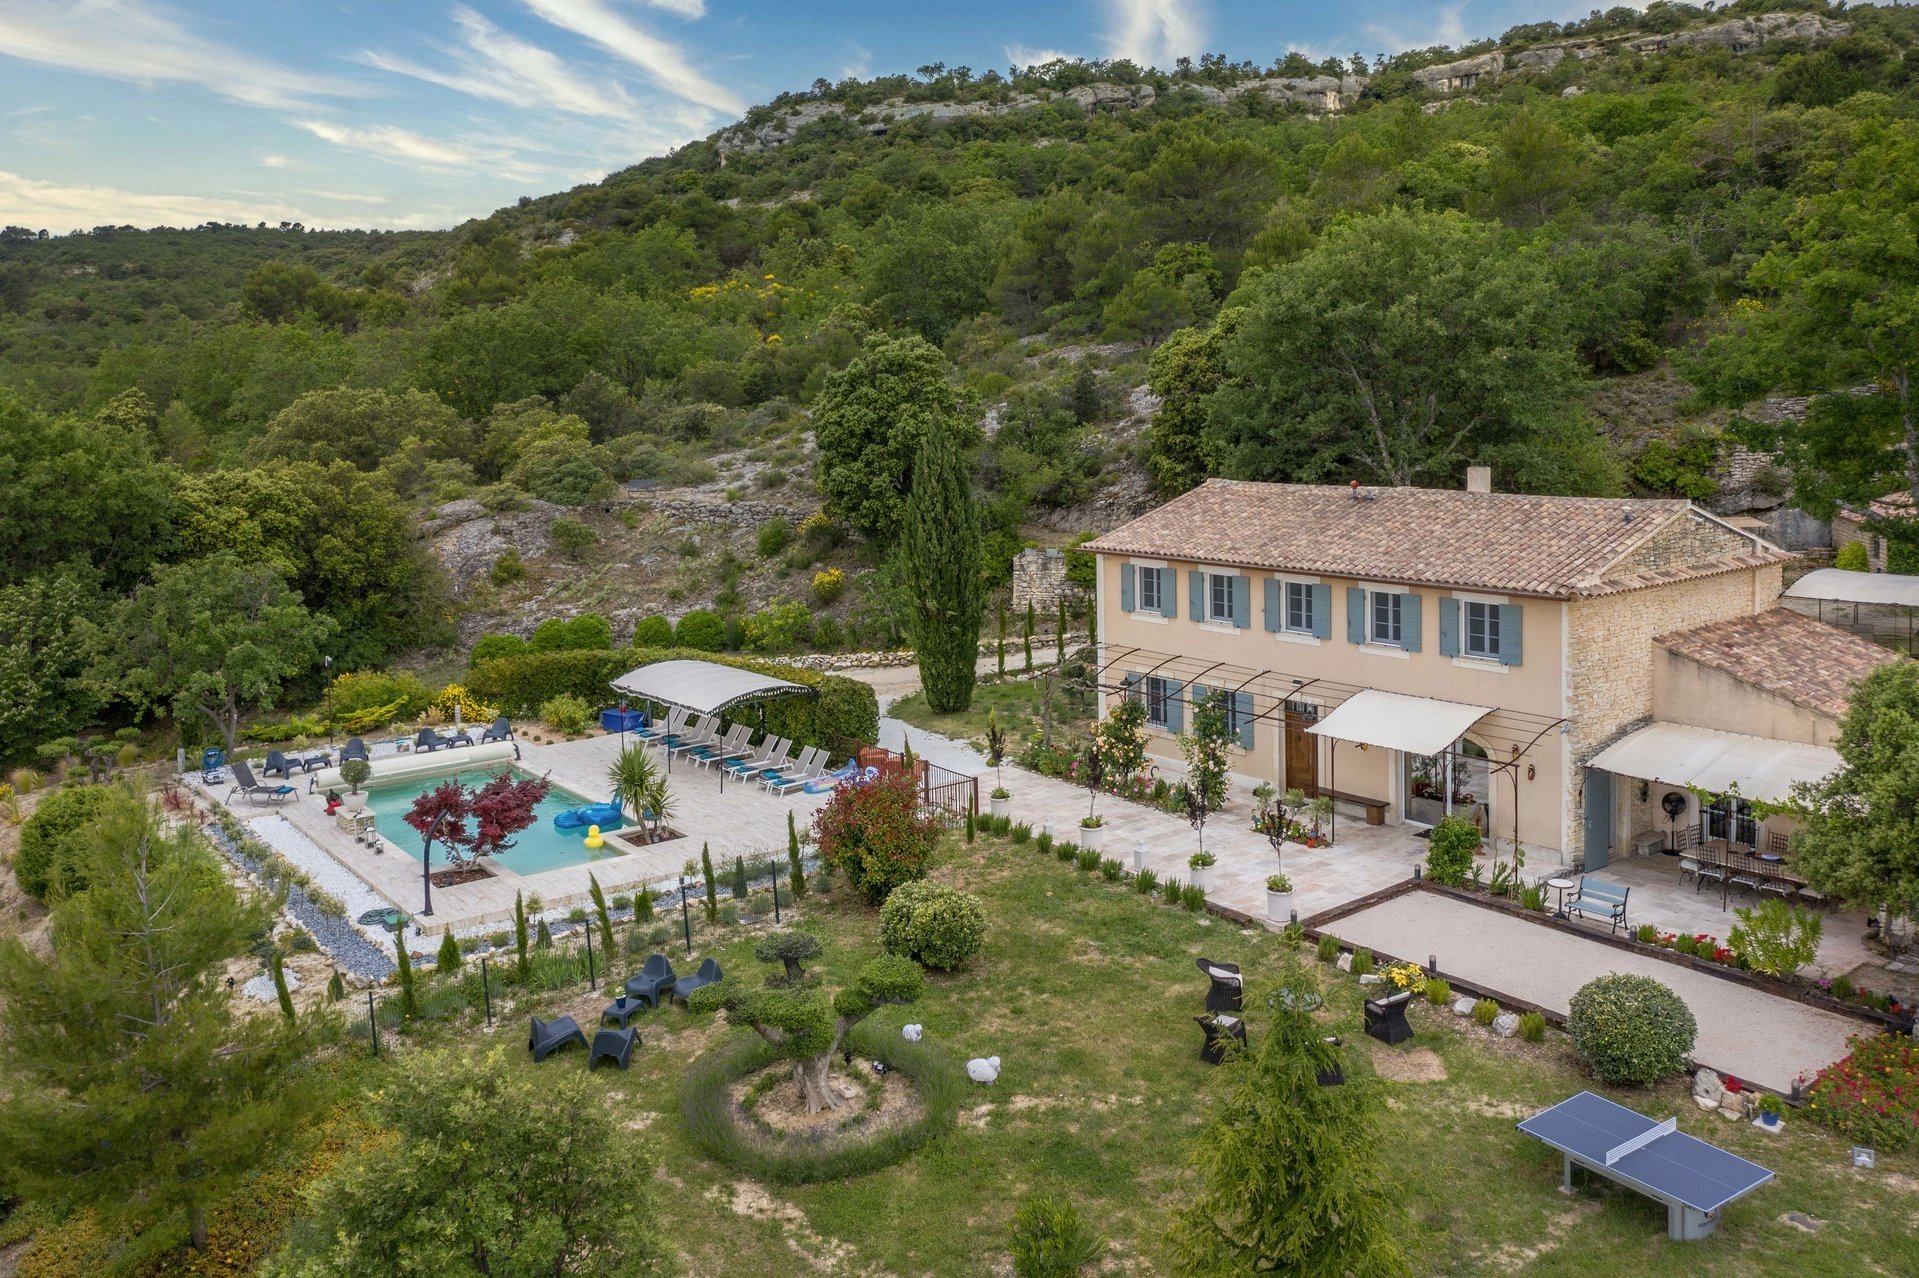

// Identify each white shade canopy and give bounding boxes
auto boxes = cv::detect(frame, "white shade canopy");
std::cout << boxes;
[1307,688,1495,758]
[1783,568,1919,608]
[1588,722,1839,806]
[610,658,814,718]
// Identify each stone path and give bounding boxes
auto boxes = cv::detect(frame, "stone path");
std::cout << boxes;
[1327,892,1866,1092]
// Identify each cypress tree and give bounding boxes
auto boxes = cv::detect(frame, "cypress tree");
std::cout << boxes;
[535,918,553,951]
[1022,600,1035,671]
[435,930,462,975]
[701,841,719,922]
[394,939,419,1019]
[588,872,616,956]
[731,855,749,900]
[635,886,654,922]
[900,423,983,713]
[1056,595,1069,664]
[996,603,1007,675]
[270,951,297,1022]
[326,970,346,1002]
[787,811,807,897]
[513,890,530,980]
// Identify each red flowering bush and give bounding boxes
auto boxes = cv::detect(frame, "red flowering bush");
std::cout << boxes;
[1805,1034,1919,1151]
[812,771,943,904]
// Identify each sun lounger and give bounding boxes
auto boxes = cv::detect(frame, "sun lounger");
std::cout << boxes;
[763,749,827,795]
[690,724,752,769]
[724,736,787,780]
[636,707,686,745]
[666,715,720,756]
[228,760,297,805]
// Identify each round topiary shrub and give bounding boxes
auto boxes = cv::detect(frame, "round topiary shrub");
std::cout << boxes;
[1567,972,1697,1086]
[15,783,113,899]
[631,615,674,647]
[879,880,987,970]
[675,609,726,652]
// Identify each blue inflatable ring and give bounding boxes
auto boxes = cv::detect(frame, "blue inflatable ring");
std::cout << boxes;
[554,802,624,830]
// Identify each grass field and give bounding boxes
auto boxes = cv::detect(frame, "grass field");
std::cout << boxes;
[888,674,1095,756]
[19,828,1911,1275]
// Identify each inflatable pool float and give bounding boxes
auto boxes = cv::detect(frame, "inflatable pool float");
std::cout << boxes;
[584,824,605,848]
[554,801,623,830]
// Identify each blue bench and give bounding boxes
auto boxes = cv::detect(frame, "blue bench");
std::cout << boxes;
[1566,877,1629,934]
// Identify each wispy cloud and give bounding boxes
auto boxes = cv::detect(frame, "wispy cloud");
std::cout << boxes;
[836,40,870,82]
[521,0,744,115]
[1363,3,1470,55]
[261,153,291,168]
[293,119,554,184]
[0,0,350,110]
[1005,44,1077,69]
[0,168,452,233]
[362,6,641,122]
[1103,0,1207,67]
[642,0,706,16]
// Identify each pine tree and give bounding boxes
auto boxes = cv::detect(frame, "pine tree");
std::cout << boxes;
[327,970,346,1002]
[1022,600,1035,671]
[589,872,616,956]
[701,841,719,922]
[635,887,654,922]
[1166,965,1409,1277]
[513,890,530,980]
[436,930,462,975]
[900,423,984,713]
[0,785,312,1258]
[535,918,554,951]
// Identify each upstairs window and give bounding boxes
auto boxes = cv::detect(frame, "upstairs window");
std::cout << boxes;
[1284,581,1314,634]
[1463,600,1501,659]
[1137,566,1162,614]
[1369,591,1403,646]
[1207,572,1234,623]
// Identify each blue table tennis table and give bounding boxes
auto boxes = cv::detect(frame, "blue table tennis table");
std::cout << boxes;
[1518,1091,1774,1240]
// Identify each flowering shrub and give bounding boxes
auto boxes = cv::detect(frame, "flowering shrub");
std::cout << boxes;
[1804,1034,1919,1150]
[1382,962,1426,995]
[813,772,942,903]
[430,682,496,725]
[811,568,847,604]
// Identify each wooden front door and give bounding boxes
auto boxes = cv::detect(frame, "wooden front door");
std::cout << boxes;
[1283,702,1319,796]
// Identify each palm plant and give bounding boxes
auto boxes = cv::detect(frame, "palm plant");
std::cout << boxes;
[608,746,672,837]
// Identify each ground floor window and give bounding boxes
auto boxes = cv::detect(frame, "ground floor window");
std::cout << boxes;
[1403,738,1491,827]
[1144,675,1173,729]
[1704,795,1757,849]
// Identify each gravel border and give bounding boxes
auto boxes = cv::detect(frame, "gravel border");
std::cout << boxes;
[205,820,396,983]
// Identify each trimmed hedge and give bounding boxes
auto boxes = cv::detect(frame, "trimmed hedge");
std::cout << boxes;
[680,1020,962,1183]
[879,881,987,970]
[467,646,879,755]
[1567,972,1697,1086]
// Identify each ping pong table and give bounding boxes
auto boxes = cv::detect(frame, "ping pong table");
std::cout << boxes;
[1517,1091,1774,1240]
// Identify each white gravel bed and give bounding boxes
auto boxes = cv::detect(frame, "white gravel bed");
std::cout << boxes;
[248,814,402,959]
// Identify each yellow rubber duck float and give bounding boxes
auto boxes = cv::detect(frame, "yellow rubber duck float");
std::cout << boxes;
[584,824,605,848]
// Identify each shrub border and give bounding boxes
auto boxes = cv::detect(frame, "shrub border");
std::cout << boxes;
[679,1019,963,1183]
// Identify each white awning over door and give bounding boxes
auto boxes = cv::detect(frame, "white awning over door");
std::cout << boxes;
[1306,688,1495,758]
[1587,722,1839,806]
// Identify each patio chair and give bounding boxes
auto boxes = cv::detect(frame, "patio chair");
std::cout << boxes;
[1692,842,1728,894]
[339,737,371,765]
[589,1026,639,1071]
[1194,1013,1247,1065]
[415,727,457,752]
[689,724,752,769]
[667,715,721,756]
[725,736,788,781]
[672,957,723,1004]
[1364,990,1416,1044]
[625,953,677,1008]
[636,707,686,745]
[1729,865,1766,895]
[1795,884,1828,909]
[228,760,296,805]
[262,749,325,778]
[1194,957,1244,1014]
[763,749,827,795]
[479,716,513,744]
[528,1015,588,1063]
[1672,826,1701,883]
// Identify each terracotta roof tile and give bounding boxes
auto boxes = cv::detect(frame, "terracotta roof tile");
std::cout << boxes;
[1083,480,1788,598]
[1655,608,1903,719]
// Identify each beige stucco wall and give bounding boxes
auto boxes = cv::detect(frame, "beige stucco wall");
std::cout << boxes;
[1095,553,1570,853]
[1651,651,1838,747]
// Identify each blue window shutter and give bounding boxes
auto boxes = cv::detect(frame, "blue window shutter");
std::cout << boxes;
[1122,671,1140,695]
[1401,592,1423,652]
[1167,681,1185,733]
[1120,563,1135,613]
[1236,692,1255,749]
[1345,586,1366,644]
[1160,576,1177,618]
[1232,575,1251,628]
[1189,570,1204,621]
[1499,604,1524,666]
[1264,578,1280,633]
[1438,597,1459,658]
[1310,584,1332,639]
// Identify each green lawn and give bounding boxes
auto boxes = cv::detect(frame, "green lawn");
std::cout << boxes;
[370,833,1916,1276]
[31,832,1896,1274]
[889,673,1094,755]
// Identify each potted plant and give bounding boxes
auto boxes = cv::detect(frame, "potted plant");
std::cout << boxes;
[1189,850,1217,893]
[1756,1093,1785,1130]
[1266,873,1293,923]
[340,758,372,813]
[1307,794,1335,845]
[1078,741,1106,852]
[984,711,1010,819]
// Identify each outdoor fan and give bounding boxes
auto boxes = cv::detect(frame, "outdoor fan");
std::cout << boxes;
[1660,791,1687,854]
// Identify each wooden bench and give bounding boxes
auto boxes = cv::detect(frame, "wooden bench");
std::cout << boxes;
[1566,878,1629,935]
[1319,788,1388,826]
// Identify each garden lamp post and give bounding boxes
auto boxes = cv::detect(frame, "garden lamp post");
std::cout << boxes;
[679,875,692,956]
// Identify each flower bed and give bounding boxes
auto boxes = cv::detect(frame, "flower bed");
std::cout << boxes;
[1803,1034,1919,1151]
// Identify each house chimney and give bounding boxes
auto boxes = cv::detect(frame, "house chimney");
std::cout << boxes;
[1465,466,1492,495]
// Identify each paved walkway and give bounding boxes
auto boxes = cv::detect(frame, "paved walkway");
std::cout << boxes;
[1327,892,1866,1091]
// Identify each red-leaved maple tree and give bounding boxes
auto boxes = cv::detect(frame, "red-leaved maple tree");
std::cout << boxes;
[404,773,550,869]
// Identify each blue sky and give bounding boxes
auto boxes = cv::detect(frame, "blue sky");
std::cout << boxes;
[0,1,1601,233]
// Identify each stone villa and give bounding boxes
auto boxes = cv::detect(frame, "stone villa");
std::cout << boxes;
[1086,472,1901,866]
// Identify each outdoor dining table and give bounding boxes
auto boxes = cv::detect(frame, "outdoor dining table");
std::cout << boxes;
[1698,844,1802,910]
[601,996,646,1028]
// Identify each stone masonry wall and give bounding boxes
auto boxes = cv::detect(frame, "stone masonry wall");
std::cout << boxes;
[1609,513,1755,575]
[1010,548,1083,615]
[1561,564,1783,856]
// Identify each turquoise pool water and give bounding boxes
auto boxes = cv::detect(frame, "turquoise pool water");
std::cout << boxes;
[362,766,626,875]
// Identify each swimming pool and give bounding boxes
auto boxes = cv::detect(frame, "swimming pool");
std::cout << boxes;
[362,766,627,875]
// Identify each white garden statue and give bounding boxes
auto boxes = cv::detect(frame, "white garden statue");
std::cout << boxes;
[966,1055,1001,1084]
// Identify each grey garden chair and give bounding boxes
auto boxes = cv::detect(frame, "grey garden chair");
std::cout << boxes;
[529,1015,588,1062]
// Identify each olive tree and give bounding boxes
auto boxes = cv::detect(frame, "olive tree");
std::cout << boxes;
[710,954,923,1113]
